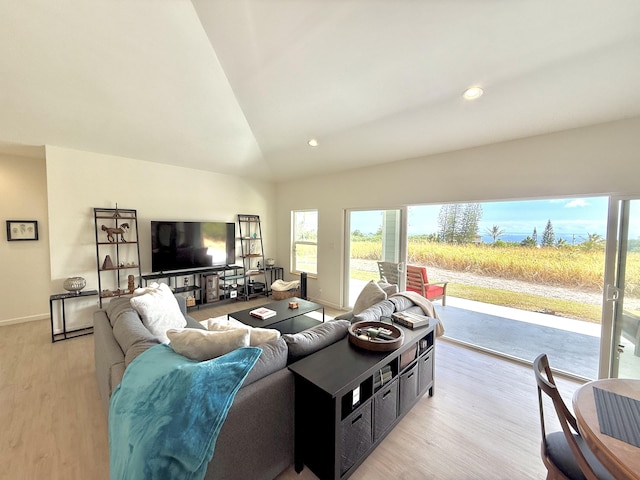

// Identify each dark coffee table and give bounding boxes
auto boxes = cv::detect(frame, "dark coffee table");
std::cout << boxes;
[229,297,325,334]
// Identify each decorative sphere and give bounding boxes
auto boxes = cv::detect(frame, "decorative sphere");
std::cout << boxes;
[63,276,86,294]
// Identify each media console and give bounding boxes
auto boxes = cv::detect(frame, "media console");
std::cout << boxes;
[288,320,436,480]
[141,265,247,307]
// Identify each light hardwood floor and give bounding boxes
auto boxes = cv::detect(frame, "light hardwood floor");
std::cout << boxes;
[0,300,581,479]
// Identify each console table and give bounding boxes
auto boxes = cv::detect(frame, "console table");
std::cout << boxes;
[49,290,98,342]
[288,320,436,480]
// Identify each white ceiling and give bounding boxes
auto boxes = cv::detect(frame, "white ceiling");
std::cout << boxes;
[1,1,639,181]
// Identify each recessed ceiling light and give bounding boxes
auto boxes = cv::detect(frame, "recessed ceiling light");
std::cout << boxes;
[308,138,319,147]
[462,86,483,100]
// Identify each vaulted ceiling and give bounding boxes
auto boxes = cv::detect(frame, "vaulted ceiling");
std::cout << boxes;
[1,1,639,181]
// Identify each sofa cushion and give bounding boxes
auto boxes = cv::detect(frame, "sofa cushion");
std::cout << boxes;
[130,282,187,343]
[112,310,162,367]
[242,337,289,387]
[106,297,139,328]
[353,280,387,315]
[283,320,350,363]
[388,295,417,313]
[167,327,251,361]
[352,299,395,323]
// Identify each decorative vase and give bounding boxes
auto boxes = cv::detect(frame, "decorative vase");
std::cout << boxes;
[63,276,86,295]
[266,258,275,267]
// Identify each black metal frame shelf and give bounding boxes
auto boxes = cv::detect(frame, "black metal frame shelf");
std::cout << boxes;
[94,207,142,308]
[49,289,99,342]
[238,214,268,300]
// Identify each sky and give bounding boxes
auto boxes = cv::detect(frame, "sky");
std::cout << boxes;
[349,196,639,243]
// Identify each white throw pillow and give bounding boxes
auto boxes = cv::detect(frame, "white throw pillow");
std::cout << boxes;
[378,280,399,296]
[352,280,387,315]
[167,327,251,361]
[130,282,187,344]
[205,317,280,346]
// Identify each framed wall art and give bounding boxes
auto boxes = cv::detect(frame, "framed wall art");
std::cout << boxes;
[6,220,39,241]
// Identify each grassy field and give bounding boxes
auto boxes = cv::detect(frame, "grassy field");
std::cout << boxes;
[350,239,640,323]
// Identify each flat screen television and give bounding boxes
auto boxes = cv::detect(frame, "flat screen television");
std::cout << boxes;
[151,221,235,273]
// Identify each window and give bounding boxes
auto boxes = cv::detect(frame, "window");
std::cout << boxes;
[292,210,318,275]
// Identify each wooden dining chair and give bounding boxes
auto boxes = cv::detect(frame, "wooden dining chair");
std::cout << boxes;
[533,354,615,480]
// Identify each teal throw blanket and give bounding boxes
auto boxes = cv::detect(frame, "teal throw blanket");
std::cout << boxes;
[109,344,261,480]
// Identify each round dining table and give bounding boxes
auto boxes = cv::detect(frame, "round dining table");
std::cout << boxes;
[572,379,640,480]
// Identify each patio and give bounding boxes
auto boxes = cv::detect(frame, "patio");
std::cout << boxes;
[436,297,640,379]
[348,278,639,379]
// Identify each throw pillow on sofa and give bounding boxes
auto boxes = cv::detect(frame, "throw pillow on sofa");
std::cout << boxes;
[130,282,187,344]
[352,280,387,315]
[167,327,251,361]
[205,317,281,346]
[283,320,351,363]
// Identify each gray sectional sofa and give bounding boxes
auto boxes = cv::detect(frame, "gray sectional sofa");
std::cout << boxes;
[94,295,350,480]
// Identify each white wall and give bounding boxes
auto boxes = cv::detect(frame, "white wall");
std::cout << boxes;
[1,145,276,327]
[0,153,50,325]
[275,117,640,309]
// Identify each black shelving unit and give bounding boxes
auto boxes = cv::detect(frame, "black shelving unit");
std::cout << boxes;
[238,214,268,300]
[94,206,142,308]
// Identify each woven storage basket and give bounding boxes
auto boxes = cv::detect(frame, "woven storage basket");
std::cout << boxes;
[272,288,299,300]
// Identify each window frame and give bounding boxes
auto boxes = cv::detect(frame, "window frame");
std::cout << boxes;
[291,209,318,276]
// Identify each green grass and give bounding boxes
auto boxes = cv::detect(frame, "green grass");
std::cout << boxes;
[446,283,603,323]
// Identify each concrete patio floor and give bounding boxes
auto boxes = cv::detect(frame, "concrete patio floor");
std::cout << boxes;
[434,297,639,380]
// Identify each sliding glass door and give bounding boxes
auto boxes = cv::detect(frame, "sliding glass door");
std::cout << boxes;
[344,209,407,308]
[602,197,640,379]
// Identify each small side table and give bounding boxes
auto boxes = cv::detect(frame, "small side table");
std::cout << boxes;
[263,266,284,295]
[49,290,98,343]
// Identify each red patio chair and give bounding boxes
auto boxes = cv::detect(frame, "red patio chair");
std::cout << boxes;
[405,264,448,305]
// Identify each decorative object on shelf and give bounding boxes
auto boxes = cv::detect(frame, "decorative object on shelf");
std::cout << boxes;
[288,301,299,309]
[103,255,115,270]
[6,220,38,241]
[101,223,129,243]
[348,320,404,352]
[63,276,86,295]
[266,258,275,267]
[127,275,135,294]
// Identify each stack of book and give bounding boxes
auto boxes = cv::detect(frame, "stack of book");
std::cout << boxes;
[249,307,277,320]
[374,364,394,391]
[391,311,431,329]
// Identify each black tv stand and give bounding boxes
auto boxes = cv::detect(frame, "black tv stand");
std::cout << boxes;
[141,265,247,307]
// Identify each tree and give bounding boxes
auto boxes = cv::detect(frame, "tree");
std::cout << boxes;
[580,232,605,251]
[485,224,505,243]
[437,204,461,243]
[520,236,537,247]
[541,219,555,247]
[532,227,538,245]
[460,203,483,243]
[437,203,482,244]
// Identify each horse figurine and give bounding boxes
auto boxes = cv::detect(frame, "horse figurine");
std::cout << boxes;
[102,223,129,243]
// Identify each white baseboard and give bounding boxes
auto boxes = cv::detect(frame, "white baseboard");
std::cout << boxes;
[0,313,49,327]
